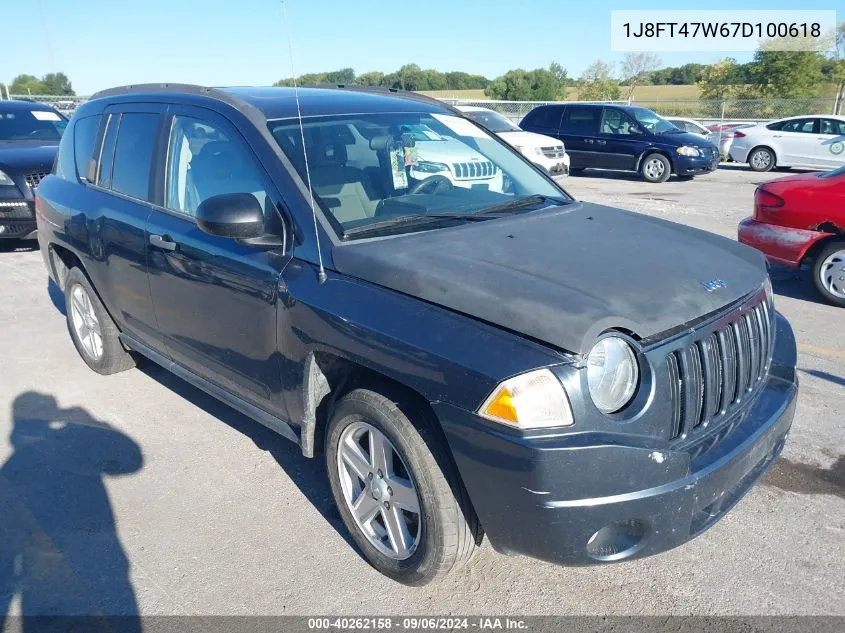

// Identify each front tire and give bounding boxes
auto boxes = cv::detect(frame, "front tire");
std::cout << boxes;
[326,388,479,585]
[748,147,775,172]
[812,241,845,307]
[640,153,671,183]
[65,267,135,374]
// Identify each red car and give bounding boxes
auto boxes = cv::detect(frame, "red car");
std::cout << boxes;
[739,166,845,306]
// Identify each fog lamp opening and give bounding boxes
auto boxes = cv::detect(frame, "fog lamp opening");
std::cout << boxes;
[586,519,648,561]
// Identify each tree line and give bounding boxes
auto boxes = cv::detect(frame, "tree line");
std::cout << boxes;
[5,23,843,106]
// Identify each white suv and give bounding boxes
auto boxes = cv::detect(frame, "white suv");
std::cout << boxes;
[456,106,570,176]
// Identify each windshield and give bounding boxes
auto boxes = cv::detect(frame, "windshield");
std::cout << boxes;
[629,107,679,134]
[268,111,568,239]
[0,108,67,141]
[461,110,520,133]
[819,165,845,179]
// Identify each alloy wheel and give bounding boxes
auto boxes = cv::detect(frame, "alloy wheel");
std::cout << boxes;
[337,420,422,560]
[69,284,103,361]
[751,150,772,170]
[644,158,665,180]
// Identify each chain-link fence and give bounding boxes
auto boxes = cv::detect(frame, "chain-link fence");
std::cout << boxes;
[441,96,840,126]
[4,93,840,126]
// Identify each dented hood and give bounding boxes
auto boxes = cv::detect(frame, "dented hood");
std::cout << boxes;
[332,202,767,354]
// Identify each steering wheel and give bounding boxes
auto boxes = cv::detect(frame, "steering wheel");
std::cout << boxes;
[409,175,453,195]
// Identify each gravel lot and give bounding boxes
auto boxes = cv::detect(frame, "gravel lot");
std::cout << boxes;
[0,165,842,617]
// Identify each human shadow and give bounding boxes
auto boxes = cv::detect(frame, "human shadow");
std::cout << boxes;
[764,455,845,500]
[800,368,845,388]
[0,392,142,631]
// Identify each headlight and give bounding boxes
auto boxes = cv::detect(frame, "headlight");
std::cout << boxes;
[676,146,701,157]
[413,160,449,173]
[587,336,639,414]
[479,368,573,429]
[0,170,15,186]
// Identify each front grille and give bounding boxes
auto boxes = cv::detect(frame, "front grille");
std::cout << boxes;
[452,161,497,180]
[25,171,49,190]
[667,297,773,441]
[0,201,34,218]
[541,146,566,159]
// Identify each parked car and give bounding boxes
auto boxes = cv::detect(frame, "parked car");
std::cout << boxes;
[456,105,569,176]
[739,166,845,306]
[36,84,797,585]
[666,117,711,138]
[0,100,67,239]
[521,104,720,182]
[711,124,756,161]
[729,115,845,172]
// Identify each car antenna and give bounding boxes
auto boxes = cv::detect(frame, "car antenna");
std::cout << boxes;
[281,0,327,284]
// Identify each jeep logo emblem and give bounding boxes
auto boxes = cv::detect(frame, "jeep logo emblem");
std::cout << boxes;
[701,279,727,292]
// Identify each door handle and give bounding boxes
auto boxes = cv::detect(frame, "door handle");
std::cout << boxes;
[596,139,607,145]
[149,234,178,251]
[772,135,782,138]
[585,139,594,144]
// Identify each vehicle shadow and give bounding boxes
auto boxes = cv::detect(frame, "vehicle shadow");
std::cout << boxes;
[768,266,821,303]
[47,279,66,317]
[800,368,845,388]
[0,391,142,629]
[568,169,644,182]
[0,239,38,254]
[135,362,355,549]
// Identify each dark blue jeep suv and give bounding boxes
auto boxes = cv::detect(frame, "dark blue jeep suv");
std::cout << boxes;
[521,103,719,182]
[36,84,797,585]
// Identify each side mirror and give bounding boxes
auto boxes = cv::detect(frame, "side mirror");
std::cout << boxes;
[196,193,265,239]
[630,125,645,135]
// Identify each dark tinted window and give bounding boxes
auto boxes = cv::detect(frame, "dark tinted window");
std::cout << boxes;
[97,114,119,188]
[780,118,817,134]
[110,113,160,201]
[522,106,563,129]
[766,121,783,131]
[561,106,600,135]
[821,118,845,135]
[74,115,102,182]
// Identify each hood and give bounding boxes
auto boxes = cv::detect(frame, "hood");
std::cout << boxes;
[498,130,563,149]
[0,141,59,174]
[333,202,767,354]
[414,138,486,163]
[657,130,715,147]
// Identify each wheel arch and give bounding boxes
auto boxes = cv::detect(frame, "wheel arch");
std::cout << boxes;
[636,149,674,173]
[801,230,845,266]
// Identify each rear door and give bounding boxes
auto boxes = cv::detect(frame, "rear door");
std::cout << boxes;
[597,107,643,170]
[559,106,602,168]
[776,118,821,166]
[145,104,291,412]
[818,118,845,169]
[88,105,166,351]
[520,105,564,139]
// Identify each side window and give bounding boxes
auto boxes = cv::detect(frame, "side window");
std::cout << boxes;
[766,121,784,131]
[165,115,266,218]
[523,106,563,129]
[562,107,600,135]
[110,113,161,201]
[821,119,845,135]
[781,119,817,134]
[73,115,102,182]
[97,114,120,189]
[600,109,636,135]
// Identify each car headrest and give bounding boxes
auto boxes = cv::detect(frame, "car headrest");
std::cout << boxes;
[312,142,348,167]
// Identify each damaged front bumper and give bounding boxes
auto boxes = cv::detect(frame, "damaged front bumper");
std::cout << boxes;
[435,314,798,566]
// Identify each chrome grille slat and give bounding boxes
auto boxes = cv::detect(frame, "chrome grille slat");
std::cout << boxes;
[667,295,773,441]
[451,161,496,181]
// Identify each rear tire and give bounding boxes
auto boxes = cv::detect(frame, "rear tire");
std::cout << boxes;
[326,388,479,585]
[748,147,775,172]
[640,153,671,183]
[812,241,845,307]
[65,267,135,374]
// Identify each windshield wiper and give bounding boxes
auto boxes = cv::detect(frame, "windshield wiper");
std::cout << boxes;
[342,213,485,238]
[471,194,566,217]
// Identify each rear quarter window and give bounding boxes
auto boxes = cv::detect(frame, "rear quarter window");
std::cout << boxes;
[73,115,102,182]
[522,106,563,130]
[109,113,161,202]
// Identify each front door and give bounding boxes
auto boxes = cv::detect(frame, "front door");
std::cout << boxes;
[597,107,643,170]
[777,118,821,166]
[145,106,291,411]
[818,118,845,169]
